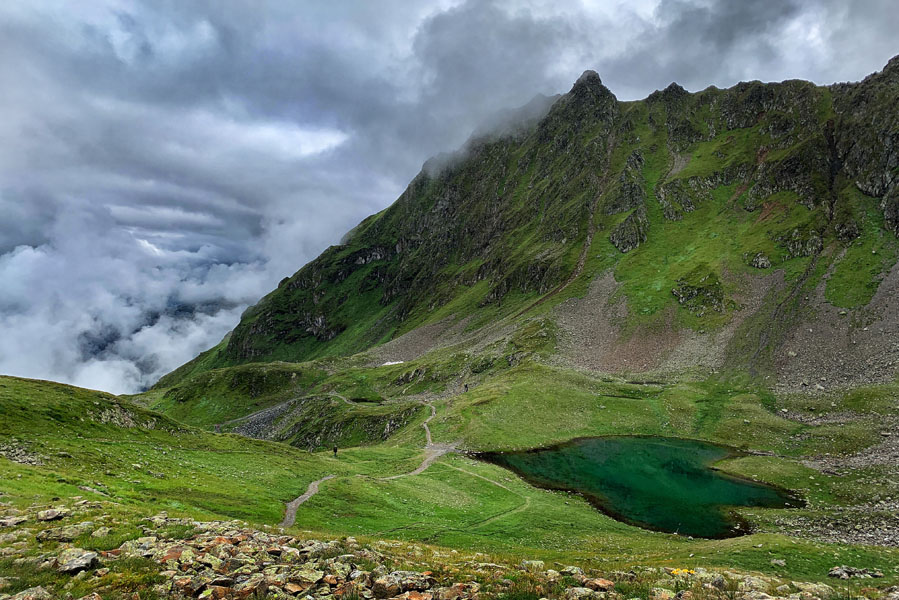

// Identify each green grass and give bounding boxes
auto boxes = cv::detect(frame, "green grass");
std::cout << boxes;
[825,188,899,308]
[4,369,899,587]
[142,361,327,428]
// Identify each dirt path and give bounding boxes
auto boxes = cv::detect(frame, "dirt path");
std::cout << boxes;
[279,475,335,528]
[381,403,457,480]
[329,392,355,406]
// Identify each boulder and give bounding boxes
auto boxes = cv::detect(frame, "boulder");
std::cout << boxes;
[36,521,94,542]
[55,548,98,573]
[827,566,883,579]
[585,578,615,592]
[651,588,675,600]
[792,582,835,598]
[199,586,231,600]
[434,583,478,600]
[36,508,69,522]
[234,573,267,597]
[565,587,598,600]
[395,571,437,592]
[372,573,402,598]
[118,536,158,558]
[0,517,27,528]
[9,587,52,600]
[289,564,324,584]
[521,560,545,573]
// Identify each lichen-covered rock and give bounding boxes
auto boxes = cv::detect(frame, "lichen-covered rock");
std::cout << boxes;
[520,560,545,573]
[0,516,27,528]
[36,508,68,522]
[55,548,98,573]
[8,587,52,600]
[750,252,772,269]
[36,521,94,542]
[565,587,600,600]
[827,565,883,579]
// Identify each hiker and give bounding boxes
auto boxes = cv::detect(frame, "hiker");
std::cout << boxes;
[333,445,338,458]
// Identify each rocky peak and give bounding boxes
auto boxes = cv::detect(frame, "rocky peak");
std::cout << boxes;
[648,82,689,103]
[569,69,610,99]
[882,53,899,77]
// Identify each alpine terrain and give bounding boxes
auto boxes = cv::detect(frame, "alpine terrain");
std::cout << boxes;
[3,57,899,600]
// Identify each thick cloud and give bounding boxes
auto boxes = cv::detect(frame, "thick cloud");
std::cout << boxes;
[0,0,896,393]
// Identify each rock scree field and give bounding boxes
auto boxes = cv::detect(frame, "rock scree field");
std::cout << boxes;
[4,57,899,600]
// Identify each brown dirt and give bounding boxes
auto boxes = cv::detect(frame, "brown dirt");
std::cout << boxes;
[552,269,779,375]
[279,475,335,528]
[364,314,515,368]
[381,403,457,480]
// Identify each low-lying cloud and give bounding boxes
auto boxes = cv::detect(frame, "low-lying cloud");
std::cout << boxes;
[1,0,896,393]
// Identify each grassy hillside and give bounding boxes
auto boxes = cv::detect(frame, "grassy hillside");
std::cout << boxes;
[4,373,899,591]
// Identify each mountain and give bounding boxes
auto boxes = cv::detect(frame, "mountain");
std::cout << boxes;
[159,57,899,391]
[4,59,899,600]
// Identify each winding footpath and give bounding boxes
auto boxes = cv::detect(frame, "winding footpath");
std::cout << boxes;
[277,401,533,534]
[279,475,335,528]
[280,402,451,527]
[381,403,457,480]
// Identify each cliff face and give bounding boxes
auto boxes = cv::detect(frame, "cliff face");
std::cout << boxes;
[160,57,899,387]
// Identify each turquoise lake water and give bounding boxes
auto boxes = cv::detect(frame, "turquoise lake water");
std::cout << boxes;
[480,436,802,538]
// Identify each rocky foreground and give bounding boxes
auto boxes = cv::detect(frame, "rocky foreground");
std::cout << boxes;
[1,499,897,600]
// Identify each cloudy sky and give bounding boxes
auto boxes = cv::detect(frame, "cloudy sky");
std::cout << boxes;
[0,0,896,394]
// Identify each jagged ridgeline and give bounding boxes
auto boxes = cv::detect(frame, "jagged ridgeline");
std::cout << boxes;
[160,57,899,386]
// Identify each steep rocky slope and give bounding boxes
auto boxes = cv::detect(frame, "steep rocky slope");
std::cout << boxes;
[160,56,899,389]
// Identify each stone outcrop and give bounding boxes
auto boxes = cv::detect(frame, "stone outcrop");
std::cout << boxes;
[610,206,649,253]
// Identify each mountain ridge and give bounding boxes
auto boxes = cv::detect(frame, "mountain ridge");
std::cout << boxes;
[157,56,899,391]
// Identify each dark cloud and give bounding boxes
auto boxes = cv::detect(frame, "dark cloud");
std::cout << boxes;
[0,0,896,393]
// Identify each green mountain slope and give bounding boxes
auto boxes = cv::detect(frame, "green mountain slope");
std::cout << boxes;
[161,57,899,390]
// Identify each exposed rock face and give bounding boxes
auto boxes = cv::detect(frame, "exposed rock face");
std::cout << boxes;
[610,206,649,253]
[750,253,772,269]
[671,266,726,316]
[606,151,646,215]
[832,56,899,231]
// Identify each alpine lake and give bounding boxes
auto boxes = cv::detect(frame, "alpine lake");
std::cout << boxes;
[479,436,803,538]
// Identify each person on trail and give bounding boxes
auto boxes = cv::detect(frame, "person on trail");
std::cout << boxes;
[333,445,338,458]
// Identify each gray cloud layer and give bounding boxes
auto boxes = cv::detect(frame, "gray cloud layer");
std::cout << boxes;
[1,0,896,393]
